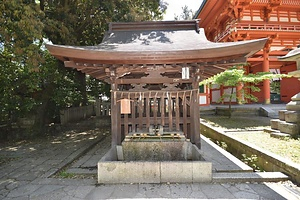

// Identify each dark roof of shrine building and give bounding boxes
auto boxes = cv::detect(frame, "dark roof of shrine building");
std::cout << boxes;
[46,20,267,81]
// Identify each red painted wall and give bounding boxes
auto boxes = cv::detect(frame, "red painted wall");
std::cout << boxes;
[280,64,300,103]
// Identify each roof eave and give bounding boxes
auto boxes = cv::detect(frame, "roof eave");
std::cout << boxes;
[46,38,267,65]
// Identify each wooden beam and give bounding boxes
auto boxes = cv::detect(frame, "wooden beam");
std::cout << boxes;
[116,77,192,84]
[64,61,77,68]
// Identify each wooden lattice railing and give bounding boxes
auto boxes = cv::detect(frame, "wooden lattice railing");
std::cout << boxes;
[215,23,300,42]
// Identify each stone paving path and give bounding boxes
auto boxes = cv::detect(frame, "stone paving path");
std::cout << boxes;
[1,116,300,199]
[67,132,111,175]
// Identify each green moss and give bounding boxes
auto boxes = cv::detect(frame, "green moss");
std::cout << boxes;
[57,170,76,179]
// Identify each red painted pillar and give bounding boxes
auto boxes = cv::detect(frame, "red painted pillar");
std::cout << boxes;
[236,65,244,104]
[263,47,271,104]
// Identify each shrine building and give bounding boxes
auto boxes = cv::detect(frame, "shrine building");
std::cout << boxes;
[46,20,267,148]
[194,0,300,105]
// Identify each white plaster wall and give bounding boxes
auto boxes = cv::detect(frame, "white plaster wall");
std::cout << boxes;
[212,90,221,103]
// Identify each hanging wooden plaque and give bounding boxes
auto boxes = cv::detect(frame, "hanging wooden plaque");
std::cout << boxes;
[182,67,189,80]
[120,99,131,114]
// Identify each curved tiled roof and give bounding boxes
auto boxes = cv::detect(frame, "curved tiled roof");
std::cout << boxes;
[46,20,267,81]
[46,20,267,64]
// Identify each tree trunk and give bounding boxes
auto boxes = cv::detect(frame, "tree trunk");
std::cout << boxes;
[32,99,50,135]
[32,81,55,136]
[75,71,87,106]
[228,87,234,118]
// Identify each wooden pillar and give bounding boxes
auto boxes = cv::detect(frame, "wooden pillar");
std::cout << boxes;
[146,95,150,129]
[183,94,187,137]
[111,83,119,146]
[161,94,165,126]
[138,94,143,132]
[263,47,271,104]
[191,72,201,149]
[132,98,136,132]
[175,94,180,131]
[168,94,173,131]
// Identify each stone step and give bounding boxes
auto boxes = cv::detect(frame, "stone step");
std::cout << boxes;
[270,132,291,139]
[279,110,287,121]
[278,121,299,136]
[270,119,280,130]
[264,127,277,133]
[285,110,300,123]
[213,172,289,183]
[260,107,278,118]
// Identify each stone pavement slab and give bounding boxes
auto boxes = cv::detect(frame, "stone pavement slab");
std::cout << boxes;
[200,135,253,173]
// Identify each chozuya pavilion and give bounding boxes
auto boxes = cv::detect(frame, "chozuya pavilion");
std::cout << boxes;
[47,20,267,183]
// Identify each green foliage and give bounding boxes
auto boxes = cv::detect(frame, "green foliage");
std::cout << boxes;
[86,76,110,101]
[270,81,280,94]
[42,0,166,45]
[0,1,44,123]
[38,52,83,107]
[0,1,44,66]
[200,66,291,105]
[241,154,262,172]
[57,170,76,179]
[200,66,290,118]
[216,140,228,150]
[174,5,194,20]
[0,0,165,136]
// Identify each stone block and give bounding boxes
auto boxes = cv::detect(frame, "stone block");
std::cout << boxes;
[278,121,299,136]
[100,147,117,161]
[278,110,287,121]
[191,144,203,161]
[291,93,300,101]
[286,101,300,111]
[285,111,300,123]
[160,162,193,183]
[270,119,280,130]
[160,161,212,183]
[116,145,123,161]
[192,162,212,182]
[122,141,195,161]
[98,161,160,184]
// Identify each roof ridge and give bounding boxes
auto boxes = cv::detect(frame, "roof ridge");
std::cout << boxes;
[109,20,200,32]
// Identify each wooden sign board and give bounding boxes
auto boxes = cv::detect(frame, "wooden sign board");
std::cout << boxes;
[120,99,131,114]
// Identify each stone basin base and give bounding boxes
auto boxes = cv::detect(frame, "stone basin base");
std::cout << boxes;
[98,141,212,184]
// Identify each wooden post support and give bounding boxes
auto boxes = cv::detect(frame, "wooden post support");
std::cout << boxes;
[191,73,201,149]
[263,47,271,104]
[111,87,118,146]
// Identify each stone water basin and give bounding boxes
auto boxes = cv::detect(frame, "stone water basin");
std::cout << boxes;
[98,138,212,184]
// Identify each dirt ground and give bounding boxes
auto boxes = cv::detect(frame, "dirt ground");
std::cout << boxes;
[200,115,271,130]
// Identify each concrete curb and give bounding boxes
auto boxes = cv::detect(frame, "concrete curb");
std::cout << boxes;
[213,172,289,183]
